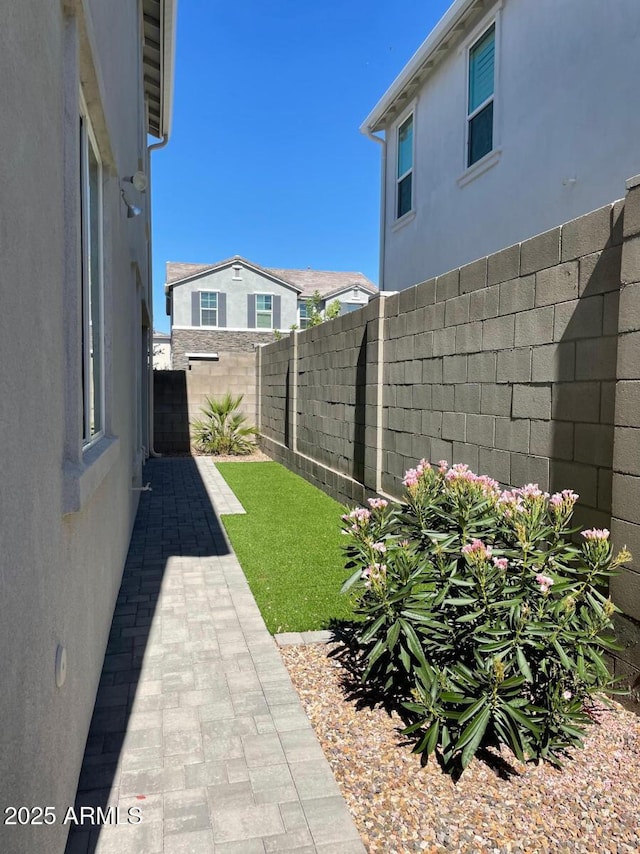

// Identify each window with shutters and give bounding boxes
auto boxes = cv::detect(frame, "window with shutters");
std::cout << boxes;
[467,24,495,167]
[256,294,273,329]
[200,291,218,326]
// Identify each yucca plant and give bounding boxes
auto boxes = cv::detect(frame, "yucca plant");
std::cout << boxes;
[191,393,257,455]
[341,460,631,774]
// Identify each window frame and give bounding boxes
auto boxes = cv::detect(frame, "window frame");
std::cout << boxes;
[79,97,105,448]
[199,291,219,327]
[298,301,310,330]
[256,293,273,329]
[395,111,415,221]
[458,5,503,184]
[466,23,496,168]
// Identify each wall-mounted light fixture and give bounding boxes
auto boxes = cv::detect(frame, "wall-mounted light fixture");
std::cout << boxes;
[122,171,148,192]
[121,189,142,218]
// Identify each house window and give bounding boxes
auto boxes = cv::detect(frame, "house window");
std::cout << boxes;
[299,302,310,330]
[80,111,104,444]
[467,24,495,167]
[200,292,218,326]
[396,114,413,219]
[256,294,273,329]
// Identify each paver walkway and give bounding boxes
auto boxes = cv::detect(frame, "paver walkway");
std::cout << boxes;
[66,457,365,854]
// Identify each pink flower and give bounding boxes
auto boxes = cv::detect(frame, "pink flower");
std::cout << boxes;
[582,528,610,541]
[550,489,579,508]
[492,557,509,570]
[520,483,548,499]
[372,542,387,554]
[403,468,419,488]
[367,498,388,510]
[437,460,449,473]
[462,539,493,562]
[535,573,554,593]
[562,690,573,700]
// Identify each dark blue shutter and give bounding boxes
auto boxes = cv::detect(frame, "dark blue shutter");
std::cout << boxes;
[218,292,227,328]
[247,294,256,328]
[273,295,281,330]
[191,291,201,326]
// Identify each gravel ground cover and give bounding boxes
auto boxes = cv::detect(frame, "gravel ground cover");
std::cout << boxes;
[281,643,640,854]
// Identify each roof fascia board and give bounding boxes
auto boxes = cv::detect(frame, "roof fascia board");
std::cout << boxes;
[160,0,177,138]
[360,0,480,134]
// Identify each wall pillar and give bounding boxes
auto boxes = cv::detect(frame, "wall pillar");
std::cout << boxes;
[610,174,640,705]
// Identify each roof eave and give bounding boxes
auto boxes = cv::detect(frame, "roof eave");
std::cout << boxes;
[360,0,480,134]
[144,0,178,139]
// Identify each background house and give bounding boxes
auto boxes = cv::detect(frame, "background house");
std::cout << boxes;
[152,329,172,369]
[0,1,176,851]
[166,255,377,369]
[362,0,640,291]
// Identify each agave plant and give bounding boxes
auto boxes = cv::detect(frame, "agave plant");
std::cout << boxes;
[191,393,257,455]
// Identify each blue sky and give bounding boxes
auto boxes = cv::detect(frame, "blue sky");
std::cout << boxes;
[151,0,452,332]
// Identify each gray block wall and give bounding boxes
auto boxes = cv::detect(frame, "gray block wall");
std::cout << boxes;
[155,354,258,453]
[258,186,640,708]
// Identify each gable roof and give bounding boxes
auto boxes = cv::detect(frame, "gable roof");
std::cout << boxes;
[165,256,377,299]
[361,0,487,134]
[265,268,377,299]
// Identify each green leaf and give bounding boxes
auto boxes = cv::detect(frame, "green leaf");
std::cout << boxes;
[459,706,491,768]
[399,619,427,665]
[456,611,484,623]
[458,696,488,726]
[516,647,533,682]
[552,638,575,669]
[340,568,363,593]
[386,620,401,649]
[360,615,387,644]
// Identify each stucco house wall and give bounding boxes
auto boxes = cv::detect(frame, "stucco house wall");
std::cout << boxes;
[171,263,300,330]
[365,0,640,291]
[0,1,171,851]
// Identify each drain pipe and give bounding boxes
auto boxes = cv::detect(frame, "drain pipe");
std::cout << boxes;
[362,127,387,291]
[146,134,170,458]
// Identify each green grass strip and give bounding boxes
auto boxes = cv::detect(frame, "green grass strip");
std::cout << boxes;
[216,461,356,633]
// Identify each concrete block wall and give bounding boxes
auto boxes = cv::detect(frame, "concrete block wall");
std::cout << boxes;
[258,187,640,705]
[296,301,380,486]
[379,201,622,531]
[258,337,293,449]
[154,353,258,453]
[610,176,640,703]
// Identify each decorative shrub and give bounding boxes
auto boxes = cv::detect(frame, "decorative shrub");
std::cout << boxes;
[191,393,257,455]
[341,460,631,773]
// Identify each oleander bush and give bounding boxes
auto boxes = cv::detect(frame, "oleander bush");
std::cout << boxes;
[191,392,257,455]
[341,460,631,773]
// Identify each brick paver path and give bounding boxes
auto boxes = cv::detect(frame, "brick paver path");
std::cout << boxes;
[66,457,364,854]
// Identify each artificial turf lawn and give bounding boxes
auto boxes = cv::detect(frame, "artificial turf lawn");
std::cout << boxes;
[216,461,357,634]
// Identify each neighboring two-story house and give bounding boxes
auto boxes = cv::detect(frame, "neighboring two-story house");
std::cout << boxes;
[361,0,640,291]
[165,255,377,368]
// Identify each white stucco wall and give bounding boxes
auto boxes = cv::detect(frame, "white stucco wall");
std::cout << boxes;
[0,2,151,851]
[379,0,640,290]
[171,262,299,330]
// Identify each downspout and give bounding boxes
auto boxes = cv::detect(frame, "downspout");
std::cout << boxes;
[362,127,387,291]
[146,134,170,457]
